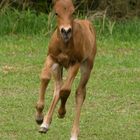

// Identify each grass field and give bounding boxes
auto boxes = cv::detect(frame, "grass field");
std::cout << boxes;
[0,10,140,140]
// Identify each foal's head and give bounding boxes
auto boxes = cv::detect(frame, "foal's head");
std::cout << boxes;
[53,0,75,43]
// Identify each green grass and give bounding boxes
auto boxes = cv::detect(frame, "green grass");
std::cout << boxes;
[0,10,140,140]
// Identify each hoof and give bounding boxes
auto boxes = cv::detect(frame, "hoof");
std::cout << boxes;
[57,113,65,119]
[35,114,44,125]
[39,123,49,133]
[39,127,48,133]
[58,108,66,119]
[36,118,43,125]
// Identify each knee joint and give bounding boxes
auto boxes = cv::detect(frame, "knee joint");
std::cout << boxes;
[76,88,86,100]
[40,70,51,80]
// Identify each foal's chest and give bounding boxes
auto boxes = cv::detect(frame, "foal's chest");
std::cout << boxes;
[57,46,82,68]
[57,52,75,68]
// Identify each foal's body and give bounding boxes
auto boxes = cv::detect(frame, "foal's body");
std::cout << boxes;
[36,1,96,140]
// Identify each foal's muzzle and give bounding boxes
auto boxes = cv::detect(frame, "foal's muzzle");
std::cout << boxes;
[60,27,72,43]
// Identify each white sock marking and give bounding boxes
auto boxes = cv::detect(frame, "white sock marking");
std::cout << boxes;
[40,123,49,129]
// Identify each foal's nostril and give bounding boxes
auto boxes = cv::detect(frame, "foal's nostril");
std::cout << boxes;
[67,28,72,33]
[61,28,65,34]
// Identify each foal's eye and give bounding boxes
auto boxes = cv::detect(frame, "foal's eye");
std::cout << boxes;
[55,13,58,16]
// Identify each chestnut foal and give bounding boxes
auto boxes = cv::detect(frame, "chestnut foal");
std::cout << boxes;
[35,0,96,140]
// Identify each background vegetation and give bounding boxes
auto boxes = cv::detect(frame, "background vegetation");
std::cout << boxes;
[0,0,140,140]
[0,0,140,19]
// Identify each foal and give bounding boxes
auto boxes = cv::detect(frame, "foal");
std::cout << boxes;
[35,0,96,140]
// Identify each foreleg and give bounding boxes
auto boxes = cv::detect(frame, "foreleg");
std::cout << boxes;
[39,63,62,133]
[35,56,54,124]
[58,63,79,118]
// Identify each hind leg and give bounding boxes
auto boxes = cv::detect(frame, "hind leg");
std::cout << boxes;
[58,63,79,118]
[71,60,93,140]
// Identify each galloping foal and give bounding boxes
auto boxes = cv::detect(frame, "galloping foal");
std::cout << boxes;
[35,0,96,140]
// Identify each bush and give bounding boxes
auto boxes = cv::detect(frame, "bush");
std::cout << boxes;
[0,0,140,19]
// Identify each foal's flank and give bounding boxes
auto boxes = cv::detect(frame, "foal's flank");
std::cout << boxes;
[35,0,96,140]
